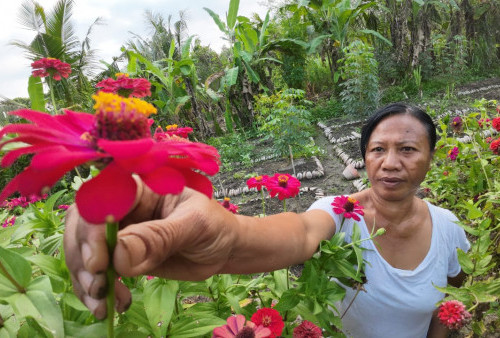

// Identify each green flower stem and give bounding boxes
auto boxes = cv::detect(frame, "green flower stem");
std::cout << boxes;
[341,283,363,319]
[106,221,118,338]
[74,166,83,180]
[283,200,287,213]
[0,260,25,293]
[464,120,492,190]
[260,190,266,216]
[47,78,58,114]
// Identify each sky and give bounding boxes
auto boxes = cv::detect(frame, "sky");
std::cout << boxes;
[0,0,269,100]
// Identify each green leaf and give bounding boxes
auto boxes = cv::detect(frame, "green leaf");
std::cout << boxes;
[359,29,392,47]
[273,289,300,312]
[259,11,270,47]
[0,245,32,289]
[61,292,89,312]
[26,253,68,291]
[127,52,138,75]
[169,316,225,338]
[63,321,106,337]
[28,76,46,112]
[181,35,195,59]
[43,189,67,214]
[226,0,240,30]
[143,279,179,337]
[457,249,474,274]
[204,8,228,34]
[0,274,17,298]
[224,67,239,87]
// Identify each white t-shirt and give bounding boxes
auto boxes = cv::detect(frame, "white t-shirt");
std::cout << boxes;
[308,197,470,338]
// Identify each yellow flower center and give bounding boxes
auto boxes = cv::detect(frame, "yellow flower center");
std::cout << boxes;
[166,124,178,131]
[93,92,157,117]
[255,175,263,181]
[115,72,129,78]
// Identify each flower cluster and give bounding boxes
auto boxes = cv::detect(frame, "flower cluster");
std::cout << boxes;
[447,146,459,161]
[1,194,46,210]
[490,138,500,155]
[331,195,364,221]
[0,91,220,224]
[219,197,239,214]
[57,204,70,211]
[96,73,151,98]
[1,216,16,228]
[154,125,193,140]
[293,320,323,338]
[477,118,490,128]
[492,117,500,132]
[437,300,471,330]
[31,57,71,81]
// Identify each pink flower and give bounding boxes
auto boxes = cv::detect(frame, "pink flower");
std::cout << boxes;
[293,320,323,338]
[331,195,364,221]
[154,125,194,140]
[492,117,500,132]
[213,314,271,338]
[265,173,300,200]
[2,216,16,228]
[447,147,459,161]
[437,300,471,330]
[477,118,490,128]
[450,116,463,133]
[146,276,154,280]
[58,204,70,211]
[490,138,500,155]
[247,175,269,191]
[251,308,284,338]
[31,57,71,81]
[96,73,151,98]
[219,197,239,214]
[0,92,220,224]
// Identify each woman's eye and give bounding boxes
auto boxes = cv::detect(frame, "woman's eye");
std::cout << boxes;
[371,147,383,152]
[402,147,414,152]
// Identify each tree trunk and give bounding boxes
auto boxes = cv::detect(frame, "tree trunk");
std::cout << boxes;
[386,0,412,68]
[184,76,209,138]
[410,5,432,68]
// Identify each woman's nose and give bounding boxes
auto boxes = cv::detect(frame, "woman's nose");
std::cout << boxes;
[381,149,401,170]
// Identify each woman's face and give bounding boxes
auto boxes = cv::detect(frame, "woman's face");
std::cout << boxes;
[365,114,434,202]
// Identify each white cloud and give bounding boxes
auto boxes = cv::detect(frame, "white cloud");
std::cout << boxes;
[0,0,267,100]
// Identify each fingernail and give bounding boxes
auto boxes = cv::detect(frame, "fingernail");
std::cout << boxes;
[118,236,146,267]
[84,295,106,319]
[78,270,94,293]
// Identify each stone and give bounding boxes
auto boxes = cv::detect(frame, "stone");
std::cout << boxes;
[306,171,313,179]
[342,164,360,180]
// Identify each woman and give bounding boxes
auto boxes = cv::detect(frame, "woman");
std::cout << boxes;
[64,103,469,337]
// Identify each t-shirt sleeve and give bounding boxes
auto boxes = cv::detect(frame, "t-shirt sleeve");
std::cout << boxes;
[447,219,471,278]
[307,196,341,233]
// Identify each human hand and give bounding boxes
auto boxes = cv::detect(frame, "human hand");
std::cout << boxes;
[63,181,237,319]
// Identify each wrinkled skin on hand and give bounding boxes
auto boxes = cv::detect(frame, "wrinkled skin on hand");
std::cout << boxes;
[63,182,237,319]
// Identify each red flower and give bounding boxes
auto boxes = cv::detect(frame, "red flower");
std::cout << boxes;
[31,57,71,81]
[0,92,219,224]
[247,175,269,191]
[331,195,364,221]
[450,116,463,133]
[250,308,284,338]
[154,125,193,140]
[492,117,500,132]
[490,138,500,155]
[477,118,490,128]
[58,204,70,211]
[96,73,151,98]
[219,197,239,214]
[265,173,300,200]
[2,216,16,228]
[293,320,323,338]
[213,314,271,338]
[437,300,471,330]
[447,146,459,161]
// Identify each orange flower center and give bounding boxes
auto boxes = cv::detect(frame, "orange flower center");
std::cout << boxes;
[344,197,357,212]
[166,124,178,131]
[255,176,263,181]
[278,175,289,187]
[262,315,272,326]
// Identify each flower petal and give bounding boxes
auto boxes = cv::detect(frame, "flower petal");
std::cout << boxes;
[182,170,213,198]
[141,167,185,195]
[98,138,154,159]
[76,163,137,224]
[30,146,100,170]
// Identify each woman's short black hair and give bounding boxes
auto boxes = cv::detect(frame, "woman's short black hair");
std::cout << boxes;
[360,103,436,160]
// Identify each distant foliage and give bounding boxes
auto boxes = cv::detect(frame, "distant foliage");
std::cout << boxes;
[255,89,319,158]
[338,40,379,117]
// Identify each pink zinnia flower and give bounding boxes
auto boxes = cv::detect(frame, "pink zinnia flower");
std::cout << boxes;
[2,216,16,228]
[447,146,459,161]
[331,195,364,221]
[437,300,471,330]
[492,117,500,132]
[154,125,193,140]
[250,308,284,338]
[293,320,323,338]
[96,73,151,98]
[265,173,300,200]
[219,197,239,214]
[31,57,71,81]
[57,204,70,211]
[0,92,219,224]
[213,314,271,338]
[477,118,490,128]
[490,138,500,155]
[247,175,269,191]
[450,116,463,133]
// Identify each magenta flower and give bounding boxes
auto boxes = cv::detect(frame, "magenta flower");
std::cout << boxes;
[96,73,151,98]
[265,173,300,200]
[437,300,471,330]
[247,175,269,191]
[447,147,459,161]
[450,116,463,133]
[57,204,70,211]
[0,92,220,224]
[331,196,364,221]
[492,117,500,132]
[1,216,16,228]
[31,57,71,81]
[213,314,271,338]
[219,197,239,214]
[293,320,323,338]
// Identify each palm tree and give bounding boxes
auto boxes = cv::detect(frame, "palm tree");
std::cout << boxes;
[10,0,103,109]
